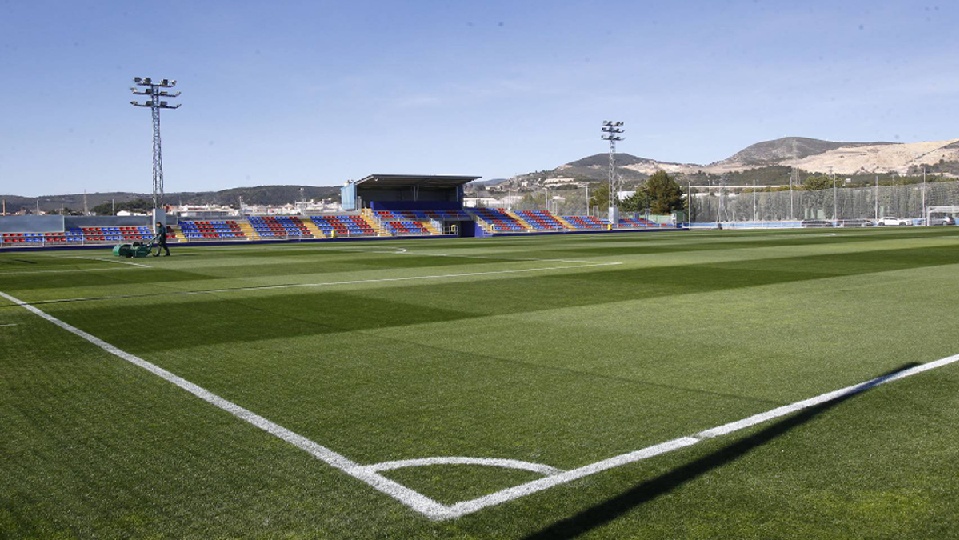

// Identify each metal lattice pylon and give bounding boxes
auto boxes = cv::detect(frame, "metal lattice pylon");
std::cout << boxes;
[130,78,181,210]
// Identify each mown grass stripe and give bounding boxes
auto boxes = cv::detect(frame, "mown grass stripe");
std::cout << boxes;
[0,289,450,519]
[438,354,959,520]
[31,261,623,305]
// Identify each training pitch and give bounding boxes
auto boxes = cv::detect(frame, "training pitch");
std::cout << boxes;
[2,228,959,539]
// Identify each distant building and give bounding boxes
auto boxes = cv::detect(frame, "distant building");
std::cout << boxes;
[172,204,239,218]
[462,197,501,208]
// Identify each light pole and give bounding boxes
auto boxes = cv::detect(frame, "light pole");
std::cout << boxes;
[585,184,590,217]
[602,121,624,224]
[789,168,795,221]
[875,173,879,220]
[829,166,837,223]
[130,77,181,212]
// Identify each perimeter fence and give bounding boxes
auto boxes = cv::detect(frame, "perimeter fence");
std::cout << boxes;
[687,181,959,223]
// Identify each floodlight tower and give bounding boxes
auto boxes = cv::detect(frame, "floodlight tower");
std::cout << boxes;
[130,77,181,212]
[601,121,624,223]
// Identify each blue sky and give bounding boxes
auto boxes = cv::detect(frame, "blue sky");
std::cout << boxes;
[1,1,956,197]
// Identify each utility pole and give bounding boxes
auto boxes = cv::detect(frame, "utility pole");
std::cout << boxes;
[789,169,796,221]
[601,121,624,225]
[130,77,181,213]
[585,184,589,217]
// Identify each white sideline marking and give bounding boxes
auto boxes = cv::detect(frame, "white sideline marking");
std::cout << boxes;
[202,261,623,294]
[0,323,17,327]
[5,286,958,521]
[39,261,623,305]
[73,257,151,268]
[316,245,596,264]
[0,266,143,276]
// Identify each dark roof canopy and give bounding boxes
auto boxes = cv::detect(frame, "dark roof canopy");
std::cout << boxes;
[354,174,479,191]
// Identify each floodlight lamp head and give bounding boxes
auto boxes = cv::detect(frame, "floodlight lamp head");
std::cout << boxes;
[143,77,152,85]
[133,77,143,83]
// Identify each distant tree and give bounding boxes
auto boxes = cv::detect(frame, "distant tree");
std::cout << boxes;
[619,191,644,213]
[803,175,832,191]
[91,197,153,215]
[640,171,684,214]
[91,202,113,215]
[589,182,610,211]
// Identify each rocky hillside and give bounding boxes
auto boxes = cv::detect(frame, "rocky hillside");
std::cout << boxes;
[522,137,959,188]
[716,137,895,167]
[776,138,959,175]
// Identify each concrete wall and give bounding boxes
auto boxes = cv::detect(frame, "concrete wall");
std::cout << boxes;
[0,215,155,232]
[0,215,64,233]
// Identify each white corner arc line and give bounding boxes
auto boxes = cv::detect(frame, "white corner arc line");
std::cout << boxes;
[362,457,563,476]
[6,286,959,522]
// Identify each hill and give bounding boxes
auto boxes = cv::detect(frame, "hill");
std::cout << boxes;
[502,137,959,191]
[715,137,896,167]
[1,185,341,215]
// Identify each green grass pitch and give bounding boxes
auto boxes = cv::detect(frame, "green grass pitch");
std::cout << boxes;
[2,228,959,539]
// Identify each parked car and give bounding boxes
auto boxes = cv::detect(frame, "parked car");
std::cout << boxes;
[876,217,910,226]
[836,218,873,227]
[927,216,955,226]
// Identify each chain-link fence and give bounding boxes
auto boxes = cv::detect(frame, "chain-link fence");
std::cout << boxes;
[688,181,959,223]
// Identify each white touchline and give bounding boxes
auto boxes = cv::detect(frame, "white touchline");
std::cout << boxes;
[66,256,151,267]
[0,266,144,276]
[4,286,957,522]
[40,261,624,305]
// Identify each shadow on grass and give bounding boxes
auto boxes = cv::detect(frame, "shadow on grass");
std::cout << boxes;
[523,363,920,540]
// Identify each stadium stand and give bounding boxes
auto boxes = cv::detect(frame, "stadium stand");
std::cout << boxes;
[0,225,154,246]
[514,210,567,231]
[563,215,609,230]
[77,226,154,243]
[178,220,247,240]
[371,210,435,236]
[619,216,667,228]
[309,215,377,237]
[248,216,317,238]
[468,207,527,233]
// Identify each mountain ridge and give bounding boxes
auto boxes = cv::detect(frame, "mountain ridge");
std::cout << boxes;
[7,137,959,211]
[549,137,959,182]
